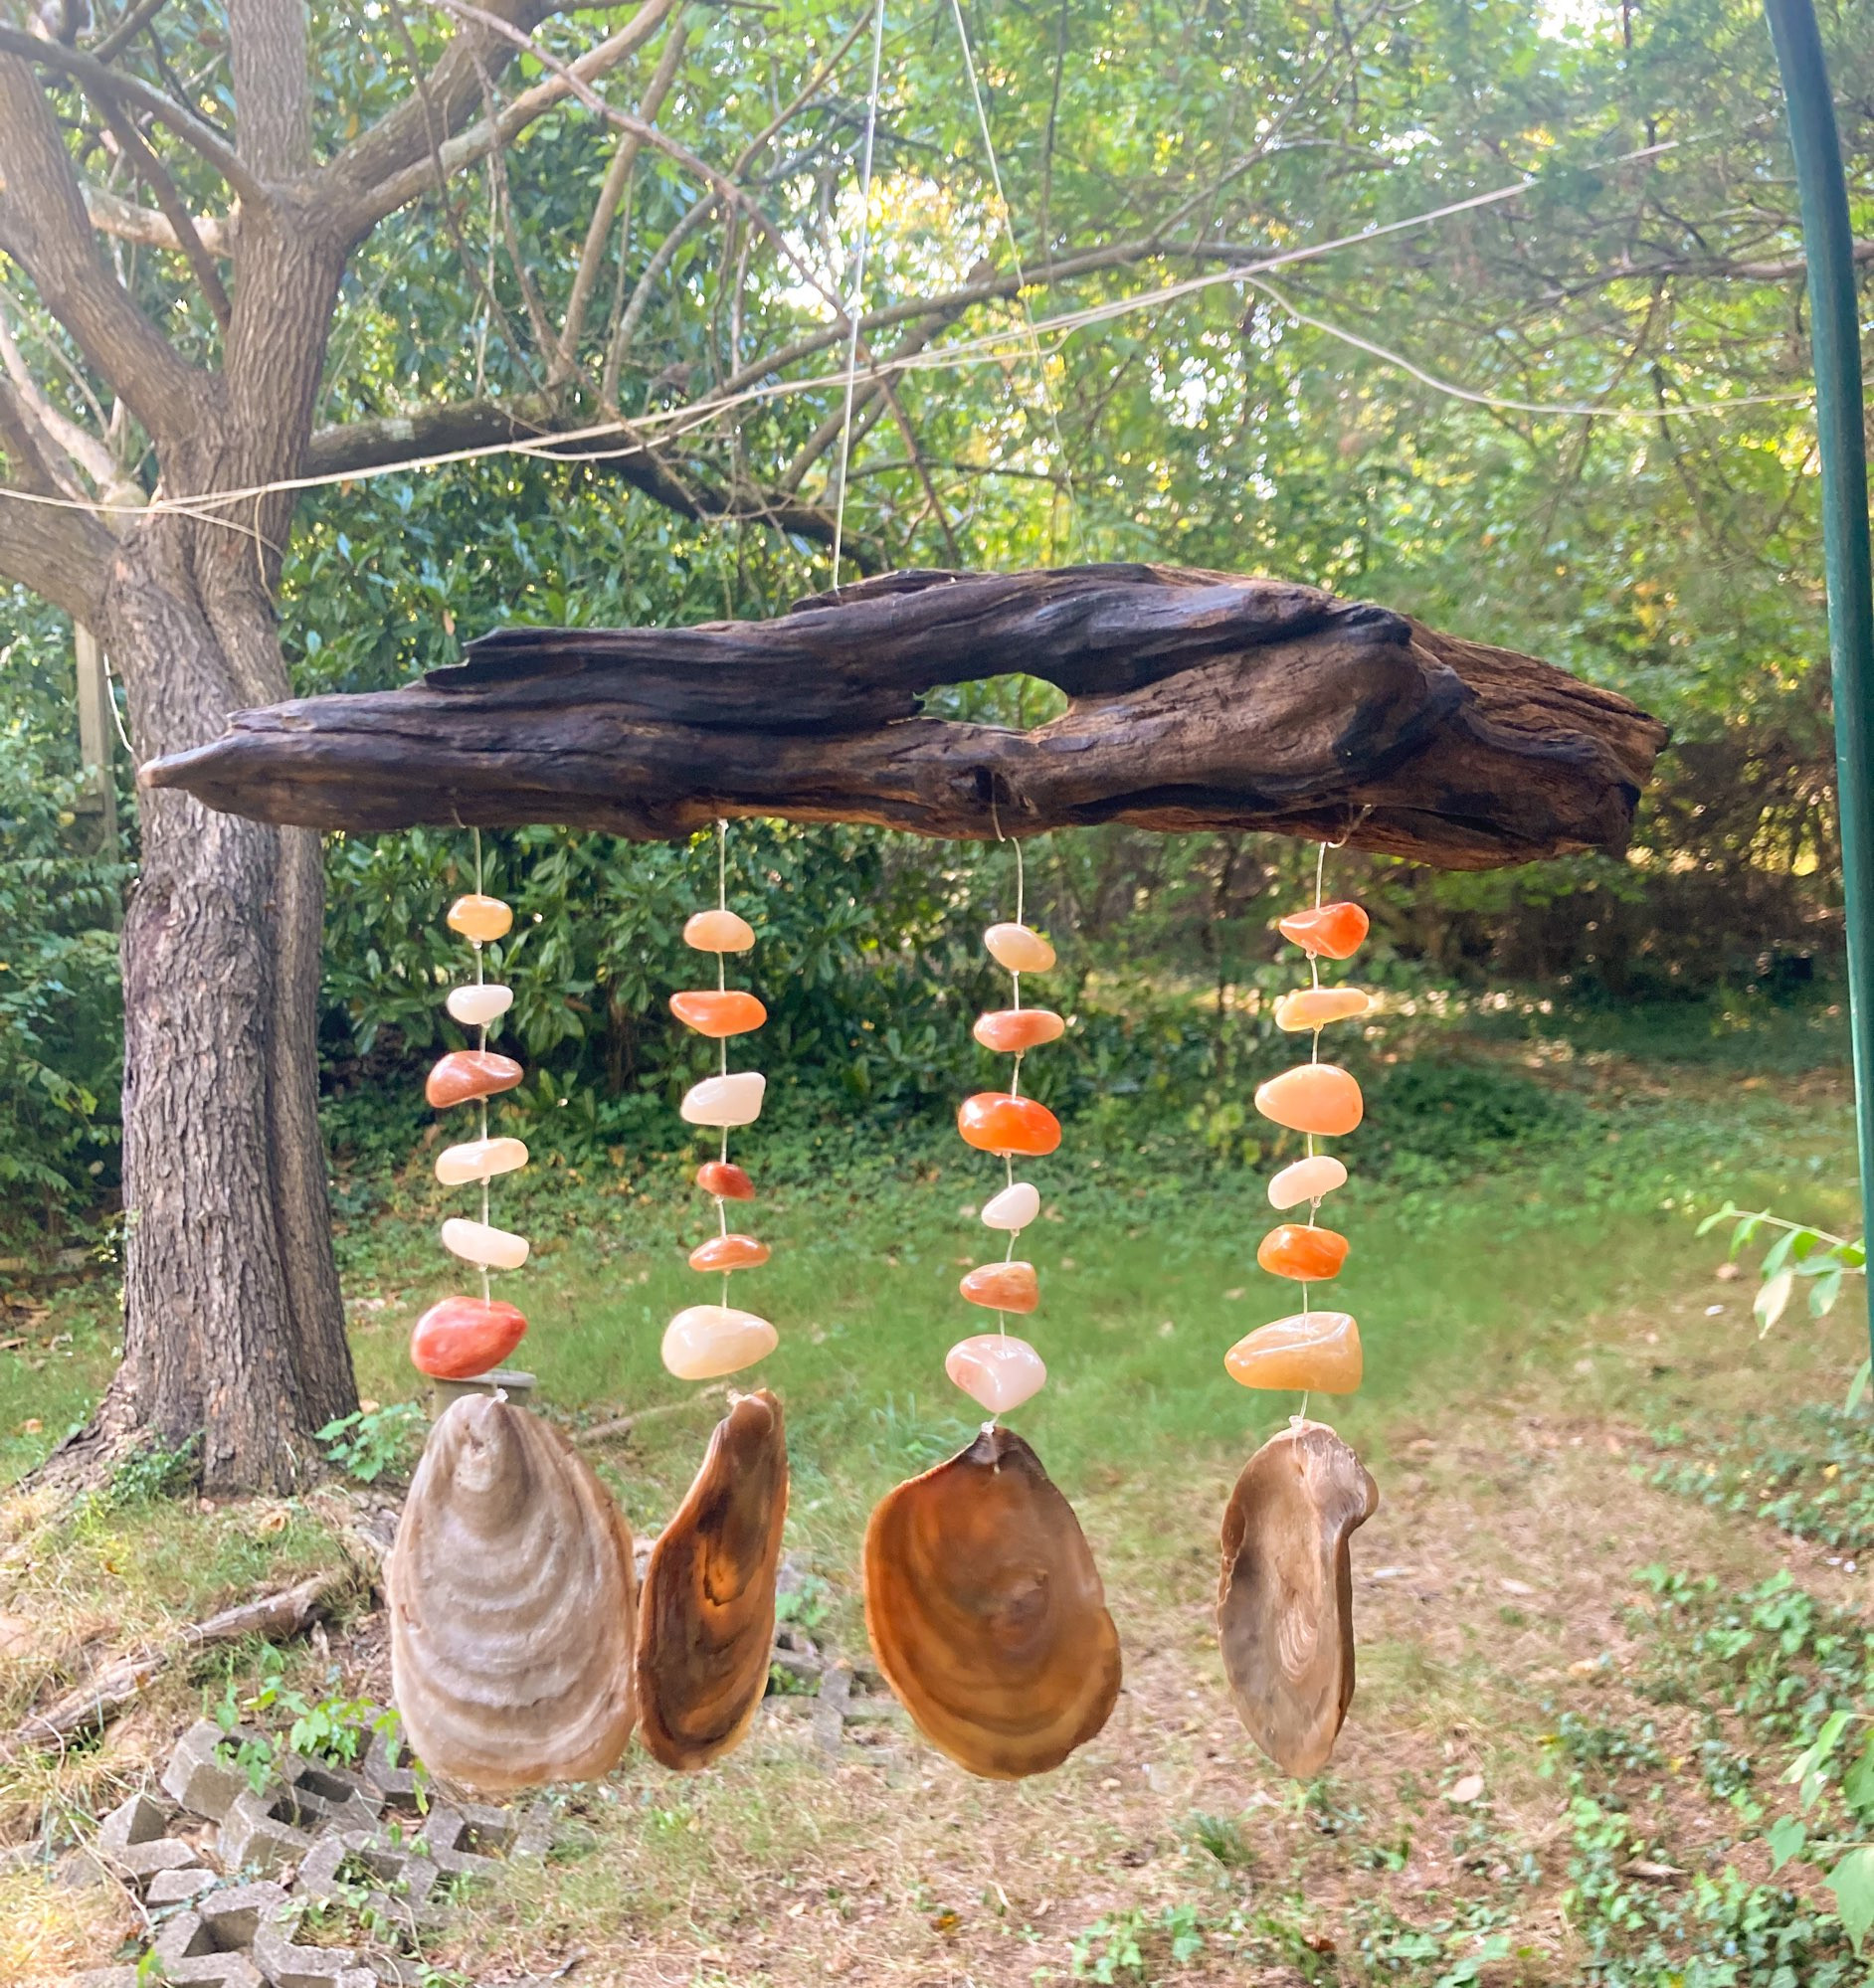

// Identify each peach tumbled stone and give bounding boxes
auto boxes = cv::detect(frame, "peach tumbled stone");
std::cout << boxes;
[410,1296,527,1379]
[679,1071,766,1127]
[1254,1063,1363,1138]
[1277,900,1369,960]
[1256,1223,1349,1282]
[435,1135,529,1186]
[973,1007,1065,1053]
[985,922,1056,974]
[946,1333,1046,1415]
[697,1160,755,1201]
[1273,986,1371,1032]
[447,982,513,1028]
[1224,1311,1363,1392]
[662,1303,777,1380]
[426,1049,524,1110]
[982,1179,1040,1231]
[684,908,756,953]
[670,990,768,1038]
[448,893,513,944]
[441,1216,530,1270]
[960,1260,1039,1314]
[688,1233,769,1273]
[1268,1154,1348,1210]
[957,1092,1060,1157]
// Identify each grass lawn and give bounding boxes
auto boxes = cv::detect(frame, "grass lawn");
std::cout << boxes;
[3,993,1871,1984]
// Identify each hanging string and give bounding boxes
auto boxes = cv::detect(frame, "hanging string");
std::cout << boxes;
[472,825,491,1305]
[944,0,1081,559]
[829,0,888,590]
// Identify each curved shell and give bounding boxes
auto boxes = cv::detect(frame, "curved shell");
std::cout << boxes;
[389,1396,637,1793]
[635,1390,789,1771]
[862,1426,1120,1780]
[1217,1419,1378,1777]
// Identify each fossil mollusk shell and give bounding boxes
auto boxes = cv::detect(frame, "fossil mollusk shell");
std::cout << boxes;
[636,1389,790,1771]
[1217,1418,1378,1778]
[862,1425,1121,1780]
[389,1395,638,1793]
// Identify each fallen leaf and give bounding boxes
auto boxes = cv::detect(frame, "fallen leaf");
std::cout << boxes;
[1499,1577,1536,1597]
[1447,1773,1485,1804]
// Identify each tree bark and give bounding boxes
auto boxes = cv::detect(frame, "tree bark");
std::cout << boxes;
[143,564,1669,870]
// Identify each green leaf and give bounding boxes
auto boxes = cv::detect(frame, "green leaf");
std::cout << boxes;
[1697,1201,1740,1238]
[1767,1814,1806,1874]
[1849,1359,1872,1415]
[1845,1736,1874,1818]
[1828,1847,1874,1953]
[1809,1266,1844,1317]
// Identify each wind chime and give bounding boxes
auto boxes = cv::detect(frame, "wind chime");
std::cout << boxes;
[863,824,1122,1780]
[1217,844,1380,1777]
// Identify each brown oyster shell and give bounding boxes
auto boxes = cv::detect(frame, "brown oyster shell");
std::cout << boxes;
[1217,1418,1378,1777]
[862,1424,1121,1780]
[389,1395,637,1793]
[635,1388,790,1771]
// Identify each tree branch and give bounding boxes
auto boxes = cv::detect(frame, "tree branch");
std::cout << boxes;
[0,55,205,436]
[91,91,234,328]
[81,182,234,258]
[0,26,270,211]
[0,385,117,625]
[229,0,313,180]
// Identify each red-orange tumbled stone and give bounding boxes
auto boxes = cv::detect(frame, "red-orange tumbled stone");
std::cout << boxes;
[1256,1223,1350,1282]
[957,1092,1061,1157]
[960,1260,1039,1313]
[410,1296,527,1379]
[697,1160,755,1201]
[425,1049,524,1110]
[688,1233,770,1273]
[669,990,768,1038]
[1277,900,1370,960]
[973,1007,1066,1054]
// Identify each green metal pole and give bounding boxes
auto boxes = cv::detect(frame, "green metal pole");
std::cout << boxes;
[1766,0,1874,1355]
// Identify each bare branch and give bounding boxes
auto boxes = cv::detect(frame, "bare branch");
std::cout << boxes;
[0,384,117,624]
[91,91,234,327]
[0,26,270,211]
[0,304,138,504]
[0,55,205,435]
[332,0,672,236]
[92,0,172,66]
[82,181,233,258]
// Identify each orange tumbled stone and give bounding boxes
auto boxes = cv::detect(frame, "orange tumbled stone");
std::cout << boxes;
[426,1048,524,1109]
[1253,1062,1363,1138]
[973,1007,1065,1053]
[1256,1223,1350,1282]
[1273,986,1371,1032]
[410,1296,527,1379]
[697,1160,755,1201]
[688,1233,769,1273]
[1277,900,1369,960]
[960,1260,1039,1313]
[669,990,768,1038]
[957,1092,1061,1157]
[447,893,513,944]
[1224,1311,1363,1393]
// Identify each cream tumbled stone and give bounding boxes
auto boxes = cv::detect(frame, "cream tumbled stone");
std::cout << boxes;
[679,1071,766,1127]
[435,1136,530,1186]
[683,909,756,953]
[661,1304,778,1379]
[447,983,514,1027]
[1267,1155,1348,1210]
[440,1216,530,1270]
[981,1180,1040,1231]
[945,1334,1046,1414]
[984,922,1056,974]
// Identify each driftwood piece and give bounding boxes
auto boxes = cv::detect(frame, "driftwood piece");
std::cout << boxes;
[7,1568,348,1755]
[1218,1419,1379,1778]
[141,564,1666,870]
[388,1395,638,1794]
[635,1388,789,1772]
[862,1424,1121,1780]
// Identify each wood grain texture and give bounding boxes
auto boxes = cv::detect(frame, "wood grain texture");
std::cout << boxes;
[862,1424,1121,1781]
[141,564,1667,870]
[1217,1420,1379,1778]
[635,1388,789,1772]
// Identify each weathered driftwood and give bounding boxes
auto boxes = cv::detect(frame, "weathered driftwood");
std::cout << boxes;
[388,1395,638,1793]
[635,1388,789,1772]
[1218,1420,1379,1778]
[862,1424,1121,1780]
[7,1568,349,1756]
[141,564,1666,870]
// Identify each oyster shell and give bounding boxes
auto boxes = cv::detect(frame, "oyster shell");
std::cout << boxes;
[862,1425,1120,1780]
[636,1389,790,1770]
[389,1395,637,1793]
[1217,1418,1378,1777]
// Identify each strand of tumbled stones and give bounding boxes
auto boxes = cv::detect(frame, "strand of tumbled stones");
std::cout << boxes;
[947,834,1063,1417]
[662,818,778,1380]
[410,839,530,1380]
[1226,853,1373,1397]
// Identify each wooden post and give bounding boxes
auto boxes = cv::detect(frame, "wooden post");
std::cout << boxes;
[73,621,118,855]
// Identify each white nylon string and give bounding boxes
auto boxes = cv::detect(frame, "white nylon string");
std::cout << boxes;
[830,0,888,590]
